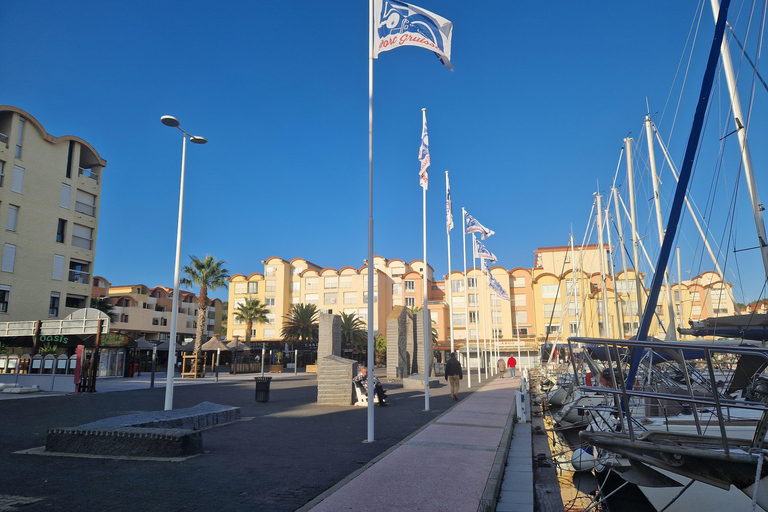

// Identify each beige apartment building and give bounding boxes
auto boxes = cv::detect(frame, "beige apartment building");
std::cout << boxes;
[0,105,105,322]
[228,256,431,342]
[91,276,224,343]
[228,247,736,359]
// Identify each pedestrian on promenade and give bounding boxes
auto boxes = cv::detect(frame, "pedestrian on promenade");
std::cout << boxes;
[507,355,517,378]
[353,367,387,406]
[497,357,507,377]
[445,352,463,401]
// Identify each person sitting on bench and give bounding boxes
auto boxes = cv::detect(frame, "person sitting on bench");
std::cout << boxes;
[353,367,387,406]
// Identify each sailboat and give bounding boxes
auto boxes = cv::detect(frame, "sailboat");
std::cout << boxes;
[573,0,768,510]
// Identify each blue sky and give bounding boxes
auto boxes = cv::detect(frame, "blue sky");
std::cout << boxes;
[3,1,768,304]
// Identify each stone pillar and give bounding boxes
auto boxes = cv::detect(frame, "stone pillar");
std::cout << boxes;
[317,314,357,405]
[386,306,411,380]
[415,313,433,376]
[318,313,341,362]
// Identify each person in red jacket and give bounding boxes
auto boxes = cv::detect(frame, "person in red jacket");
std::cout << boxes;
[507,355,517,378]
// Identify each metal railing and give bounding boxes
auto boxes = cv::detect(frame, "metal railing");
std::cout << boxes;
[78,167,99,183]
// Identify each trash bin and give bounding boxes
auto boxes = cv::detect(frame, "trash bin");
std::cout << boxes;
[255,376,272,403]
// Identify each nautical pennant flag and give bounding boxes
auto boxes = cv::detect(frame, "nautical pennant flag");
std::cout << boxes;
[465,213,495,239]
[373,0,454,71]
[446,172,453,233]
[474,238,498,263]
[418,110,429,189]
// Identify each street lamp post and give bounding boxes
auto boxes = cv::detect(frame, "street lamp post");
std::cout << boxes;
[161,115,207,411]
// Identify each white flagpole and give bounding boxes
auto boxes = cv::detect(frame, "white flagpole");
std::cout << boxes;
[472,234,482,383]
[462,208,471,389]
[421,108,430,412]
[446,171,455,354]
[481,262,489,379]
[366,0,375,443]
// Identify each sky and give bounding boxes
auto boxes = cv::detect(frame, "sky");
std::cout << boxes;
[3,1,768,304]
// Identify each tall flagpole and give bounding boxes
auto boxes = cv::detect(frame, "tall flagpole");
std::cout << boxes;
[472,234,482,382]
[446,171,455,354]
[421,108,430,412]
[462,208,471,388]
[481,261,489,378]
[366,0,375,443]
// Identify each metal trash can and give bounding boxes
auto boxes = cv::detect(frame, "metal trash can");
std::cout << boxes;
[255,376,272,403]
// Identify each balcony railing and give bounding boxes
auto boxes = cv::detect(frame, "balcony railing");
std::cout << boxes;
[75,201,96,217]
[68,270,90,285]
[0,132,8,148]
[78,167,99,183]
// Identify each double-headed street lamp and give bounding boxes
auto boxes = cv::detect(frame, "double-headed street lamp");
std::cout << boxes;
[161,115,207,411]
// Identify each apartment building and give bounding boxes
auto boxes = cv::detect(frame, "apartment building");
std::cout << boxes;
[228,256,438,342]
[91,276,224,343]
[228,247,736,357]
[0,105,106,322]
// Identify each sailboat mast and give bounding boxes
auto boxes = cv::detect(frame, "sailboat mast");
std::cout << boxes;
[710,0,768,285]
[625,137,645,322]
[613,186,635,335]
[627,0,731,390]
[645,116,678,338]
[595,190,612,338]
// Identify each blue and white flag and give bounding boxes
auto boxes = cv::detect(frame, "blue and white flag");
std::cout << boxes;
[465,213,495,239]
[446,172,453,233]
[488,270,511,301]
[373,0,454,71]
[474,238,497,263]
[418,110,429,189]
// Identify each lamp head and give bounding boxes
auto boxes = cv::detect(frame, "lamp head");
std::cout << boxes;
[190,136,208,145]
[161,115,180,128]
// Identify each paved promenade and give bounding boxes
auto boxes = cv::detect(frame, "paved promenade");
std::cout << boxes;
[0,369,531,512]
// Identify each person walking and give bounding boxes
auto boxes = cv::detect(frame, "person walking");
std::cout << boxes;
[497,357,507,377]
[445,352,463,401]
[507,354,517,378]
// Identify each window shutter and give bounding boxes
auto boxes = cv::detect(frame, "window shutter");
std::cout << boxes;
[53,255,65,280]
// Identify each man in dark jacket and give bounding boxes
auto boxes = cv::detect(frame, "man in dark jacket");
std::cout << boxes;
[444,352,463,401]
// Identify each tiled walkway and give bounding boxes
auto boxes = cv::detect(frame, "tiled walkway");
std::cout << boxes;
[302,376,532,512]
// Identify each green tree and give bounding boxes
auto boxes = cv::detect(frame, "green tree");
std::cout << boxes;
[220,301,229,337]
[281,303,319,344]
[234,298,269,346]
[180,255,230,354]
[90,297,116,321]
[408,306,438,343]
[374,334,386,365]
[341,311,367,360]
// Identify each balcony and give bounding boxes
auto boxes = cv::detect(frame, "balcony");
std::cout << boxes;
[78,167,99,183]
[0,132,8,148]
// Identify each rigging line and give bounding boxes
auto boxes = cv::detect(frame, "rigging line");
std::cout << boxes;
[660,0,706,138]
[743,0,767,139]
[726,22,768,93]
[658,477,696,512]
[662,1,706,147]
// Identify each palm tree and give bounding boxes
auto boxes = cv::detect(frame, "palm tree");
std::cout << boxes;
[374,334,386,365]
[281,303,319,345]
[180,255,229,354]
[90,297,116,321]
[340,311,367,360]
[408,306,438,343]
[234,298,269,346]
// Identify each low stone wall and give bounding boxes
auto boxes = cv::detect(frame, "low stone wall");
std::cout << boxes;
[44,402,240,457]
